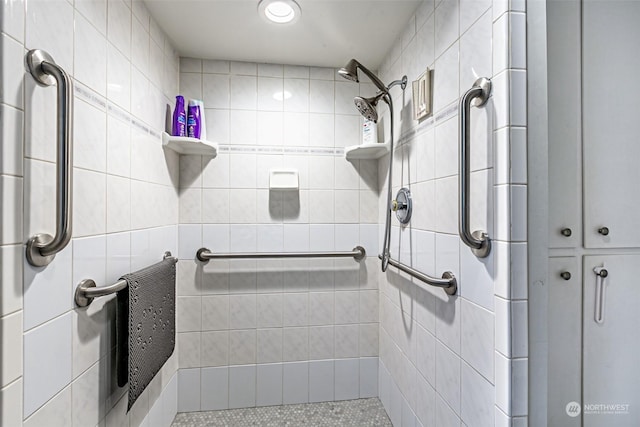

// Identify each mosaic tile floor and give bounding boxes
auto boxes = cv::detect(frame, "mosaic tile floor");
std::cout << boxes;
[171,398,392,427]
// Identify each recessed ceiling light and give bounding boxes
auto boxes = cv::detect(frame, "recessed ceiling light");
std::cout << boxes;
[258,0,301,24]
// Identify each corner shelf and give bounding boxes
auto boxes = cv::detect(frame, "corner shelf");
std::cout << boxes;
[344,142,390,160]
[162,132,218,156]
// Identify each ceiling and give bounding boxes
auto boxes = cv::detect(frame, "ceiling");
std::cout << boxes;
[144,0,423,69]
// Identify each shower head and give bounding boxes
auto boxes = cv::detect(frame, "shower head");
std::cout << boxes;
[338,59,359,82]
[338,58,388,93]
[339,58,408,121]
[354,92,386,123]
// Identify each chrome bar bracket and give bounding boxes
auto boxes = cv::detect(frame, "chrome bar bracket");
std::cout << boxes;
[471,77,491,107]
[26,233,56,268]
[459,77,492,258]
[26,49,57,86]
[25,49,74,267]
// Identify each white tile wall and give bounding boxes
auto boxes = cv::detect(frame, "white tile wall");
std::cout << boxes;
[376,0,527,426]
[229,365,256,408]
[177,357,380,414]
[1,0,181,424]
[176,57,381,410]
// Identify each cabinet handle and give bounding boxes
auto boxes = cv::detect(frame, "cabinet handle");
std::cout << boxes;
[560,271,572,280]
[593,266,609,324]
[598,227,609,236]
[561,228,572,237]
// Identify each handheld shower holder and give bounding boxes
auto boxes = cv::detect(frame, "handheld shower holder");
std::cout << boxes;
[388,75,408,91]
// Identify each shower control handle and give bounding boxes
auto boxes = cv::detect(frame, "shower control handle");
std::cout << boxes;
[393,188,412,225]
[391,199,407,212]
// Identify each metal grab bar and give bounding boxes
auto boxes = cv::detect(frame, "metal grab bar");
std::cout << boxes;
[196,246,366,262]
[74,252,177,307]
[459,77,492,258]
[378,254,457,295]
[25,49,74,267]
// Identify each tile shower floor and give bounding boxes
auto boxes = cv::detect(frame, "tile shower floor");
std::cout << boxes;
[171,398,392,426]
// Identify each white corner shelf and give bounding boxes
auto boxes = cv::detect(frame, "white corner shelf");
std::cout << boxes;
[344,142,390,160]
[162,132,218,156]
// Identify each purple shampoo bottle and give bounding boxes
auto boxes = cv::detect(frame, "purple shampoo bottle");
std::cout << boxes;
[172,95,186,136]
[187,101,201,139]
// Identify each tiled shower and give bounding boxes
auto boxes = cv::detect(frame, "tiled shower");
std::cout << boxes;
[0,0,528,427]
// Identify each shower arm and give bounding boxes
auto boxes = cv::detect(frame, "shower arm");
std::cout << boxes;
[386,76,408,91]
[369,77,408,101]
[354,62,391,94]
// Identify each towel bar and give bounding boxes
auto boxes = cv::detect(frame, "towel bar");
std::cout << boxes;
[75,251,177,307]
[196,246,366,262]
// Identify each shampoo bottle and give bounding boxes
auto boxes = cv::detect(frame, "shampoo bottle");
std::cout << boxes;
[362,119,378,144]
[187,100,201,139]
[193,100,207,140]
[172,95,186,137]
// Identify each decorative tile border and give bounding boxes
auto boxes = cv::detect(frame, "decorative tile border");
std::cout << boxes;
[74,78,459,158]
[74,80,162,139]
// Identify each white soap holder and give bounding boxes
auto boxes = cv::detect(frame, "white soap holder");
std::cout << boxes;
[269,169,299,190]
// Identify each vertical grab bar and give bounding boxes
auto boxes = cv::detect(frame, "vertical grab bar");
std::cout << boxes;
[459,77,492,258]
[25,50,74,267]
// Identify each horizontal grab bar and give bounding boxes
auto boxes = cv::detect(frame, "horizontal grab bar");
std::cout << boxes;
[378,254,457,295]
[196,246,366,262]
[75,252,177,307]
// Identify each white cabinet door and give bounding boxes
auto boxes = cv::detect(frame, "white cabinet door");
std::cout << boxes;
[583,255,640,427]
[583,1,640,248]
[547,257,582,426]
[547,0,581,249]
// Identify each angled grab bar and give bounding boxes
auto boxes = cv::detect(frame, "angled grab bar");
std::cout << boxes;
[25,49,74,267]
[378,254,457,295]
[196,246,366,262]
[459,77,492,258]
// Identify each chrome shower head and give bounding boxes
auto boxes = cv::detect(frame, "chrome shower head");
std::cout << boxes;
[338,59,360,82]
[339,58,407,122]
[338,58,388,93]
[354,92,386,123]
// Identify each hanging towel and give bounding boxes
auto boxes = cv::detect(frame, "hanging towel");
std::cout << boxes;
[116,257,177,411]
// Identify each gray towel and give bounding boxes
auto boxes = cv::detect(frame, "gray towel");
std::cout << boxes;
[116,258,177,411]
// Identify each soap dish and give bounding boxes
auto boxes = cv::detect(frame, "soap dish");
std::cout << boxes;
[269,169,299,190]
